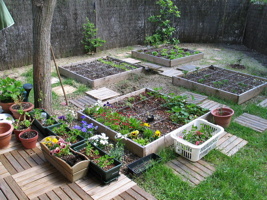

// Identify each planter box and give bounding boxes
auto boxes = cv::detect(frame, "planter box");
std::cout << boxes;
[171,119,224,162]
[132,47,204,67]
[71,142,122,184]
[172,66,267,104]
[30,109,61,136]
[59,56,144,88]
[40,136,90,182]
[78,88,209,157]
[127,153,162,176]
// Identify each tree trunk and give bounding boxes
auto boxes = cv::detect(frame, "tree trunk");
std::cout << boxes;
[32,0,56,113]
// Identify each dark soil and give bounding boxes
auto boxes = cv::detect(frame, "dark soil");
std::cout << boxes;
[229,63,246,69]
[63,57,140,80]
[20,131,37,139]
[60,153,85,167]
[182,65,266,94]
[11,102,32,110]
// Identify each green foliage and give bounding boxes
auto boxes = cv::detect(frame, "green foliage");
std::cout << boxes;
[12,111,34,130]
[0,77,24,103]
[250,0,267,3]
[94,154,114,169]
[82,18,106,53]
[145,0,180,46]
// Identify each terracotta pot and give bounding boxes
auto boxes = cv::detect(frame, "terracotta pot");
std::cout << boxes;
[19,129,38,149]
[9,102,34,119]
[0,102,14,113]
[211,107,234,128]
[14,126,32,141]
[0,122,14,149]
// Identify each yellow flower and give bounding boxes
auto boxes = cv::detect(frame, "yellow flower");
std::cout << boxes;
[45,137,52,142]
[130,130,139,138]
[143,123,150,127]
[52,138,58,144]
[154,130,161,137]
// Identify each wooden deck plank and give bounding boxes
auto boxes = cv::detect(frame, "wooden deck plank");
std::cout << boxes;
[119,191,135,200]
[37,193,50,200]
[69,99,84,109]
[166,161,199,185]
[77,176,100,192]
[0,162,10,178]
[17,149,38,167]
[97,181,136,200]
[0,154,17,175]
[220,137,244,155]
[197,160,215,171]
[125,188,146,200]
[4,176,28,200]
[234,119,263,132]
[60,185,82,200]
[25,149,44,165]
[67,182,93,200]
[10,150,31,170]
[177,157,210,178]
[0,178,18,200]
[112,196,124,200]
[0,190,8,200]
[131,185,157,200]
[4,152,25,173]
[236,115,267,128]
[31,147,46,162]
[227,140,248,156]
[217,135,238,150]
[45,190,60,200]
[243,113,267,123]
[180,91,207,104]
[53,187,71,200]
[217,133,232,146]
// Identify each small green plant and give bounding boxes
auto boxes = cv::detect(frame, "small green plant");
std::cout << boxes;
[0,77,24,103]
[182,70,189,77]
[145,0,180,45]
[84,142,100,157]
[198,78,205,83]
[12,110,34,130]
[94,155,114,169]
[82,18,106,53]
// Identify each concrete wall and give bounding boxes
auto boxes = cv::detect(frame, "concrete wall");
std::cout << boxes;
[0,0,266,70]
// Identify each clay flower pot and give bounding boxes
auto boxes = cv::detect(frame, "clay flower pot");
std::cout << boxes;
[19,129,38,149]
[0,122,14,149]
[0,102,14,113]
[14,126,32,141]
[211,107,234,128]
[9,102,34,119]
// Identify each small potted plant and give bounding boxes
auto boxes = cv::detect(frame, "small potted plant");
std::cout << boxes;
[0,122,14,149]
[19,129,39,149]
[30,108,61,136]
[12,110,34,141]
[211,106,234,128]
[9,100,34,119]
[0,77,24,113]
[40,136,90,182]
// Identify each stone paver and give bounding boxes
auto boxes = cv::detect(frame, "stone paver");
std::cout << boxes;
[52,85,77,96]
[86,87,120,101]
[234,113,267,132]
[122,58,141,64]
[258,99,267,108]
[159,69,183,77]
[176,65,199,71]
[51,77,59,84]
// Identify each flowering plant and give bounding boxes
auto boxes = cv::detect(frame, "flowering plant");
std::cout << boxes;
[72,115,98,139]
[42,137,72,157]
[181,124,213,145]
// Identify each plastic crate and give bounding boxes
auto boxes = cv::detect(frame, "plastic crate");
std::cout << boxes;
[171,119,224,162]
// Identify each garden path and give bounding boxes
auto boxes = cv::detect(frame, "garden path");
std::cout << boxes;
[234,113,267,132]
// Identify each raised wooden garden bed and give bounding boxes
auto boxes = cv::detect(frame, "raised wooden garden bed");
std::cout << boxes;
[132,45,204,67]
[172,66,267,104]
[78,88,209,157]
[59,56,143,88]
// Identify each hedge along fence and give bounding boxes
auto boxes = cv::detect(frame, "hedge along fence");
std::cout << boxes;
[0,0,266,71]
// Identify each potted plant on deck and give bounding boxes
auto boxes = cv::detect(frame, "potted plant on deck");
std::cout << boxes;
[211,106,234,128]
[0,77,24,113]
[40,136,90,182]
[19,129,39,149]
[0,122,14,149]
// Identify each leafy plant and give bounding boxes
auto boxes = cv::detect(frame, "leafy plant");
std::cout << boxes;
[145,0,180,45]
[81,18,106,53]
[0,77,24,103]
[94,154,114,169]
[12,110,34,130]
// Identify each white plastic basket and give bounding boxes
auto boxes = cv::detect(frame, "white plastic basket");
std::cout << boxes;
[171,119,224,162]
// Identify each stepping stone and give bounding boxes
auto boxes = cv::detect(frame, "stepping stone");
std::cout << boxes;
[51,77,59,84]
[166,157,215,186]
[141,62,163,71]
[180,91,208,104]
[199,100,227,111]
[177,65,199,71]
[234,113,267,132]
[52,85,77,96]
[196,48,205,51]
[216,131,248,156]
[258,99,267,107]
[206,60,216,63]
[116,54,125,57]
[159,69,183,77]
[214,57,222,60]
[69,95,97,109]
[122,58,141,64]
[86,87,120,101]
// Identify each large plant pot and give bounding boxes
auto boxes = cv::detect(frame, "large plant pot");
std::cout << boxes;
[14,126,32,141]
[72,142,122,184]
[211,107,234,128]
[0,122,14,149]
[9,102,34,119]
[40,136,90,182]
[0,102,14,113]
[19,129,38,149]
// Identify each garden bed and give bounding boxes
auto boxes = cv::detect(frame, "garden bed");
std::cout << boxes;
[78,88,209,157]
[132,45,204,67]
[59,56,143,88]
[172,65,267,104]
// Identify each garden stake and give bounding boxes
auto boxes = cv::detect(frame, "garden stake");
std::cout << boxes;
[50,46,68,106]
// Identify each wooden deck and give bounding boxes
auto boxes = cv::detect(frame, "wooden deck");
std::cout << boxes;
[0,134,156,200]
